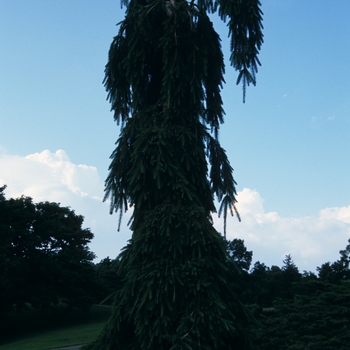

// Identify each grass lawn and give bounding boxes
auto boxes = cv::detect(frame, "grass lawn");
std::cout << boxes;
[0,305,111,350]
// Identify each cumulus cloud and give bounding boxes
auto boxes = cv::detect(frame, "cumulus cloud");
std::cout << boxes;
[320,206,350,224]
[214,188,350,272]
[7,149,103,200]
[1,150,349,272]
[0,150,132,261]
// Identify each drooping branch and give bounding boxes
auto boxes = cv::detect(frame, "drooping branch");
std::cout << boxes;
[104,0,262,236]
[217,0,264,102]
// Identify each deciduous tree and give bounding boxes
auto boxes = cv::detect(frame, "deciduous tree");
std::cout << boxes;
[255,280,350,350]
[317,239,350,283]
[0,186,96,314]
[227,239,253,272]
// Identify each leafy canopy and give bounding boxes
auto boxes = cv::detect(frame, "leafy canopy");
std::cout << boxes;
[0,186,96,313]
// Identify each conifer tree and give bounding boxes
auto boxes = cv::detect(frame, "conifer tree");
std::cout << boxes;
[86,1,263,349]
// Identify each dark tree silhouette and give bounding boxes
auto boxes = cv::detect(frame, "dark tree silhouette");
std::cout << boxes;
[227,238,253,271]
[0,186,96,314]
[317,239,350,283]
[87,1,263,349]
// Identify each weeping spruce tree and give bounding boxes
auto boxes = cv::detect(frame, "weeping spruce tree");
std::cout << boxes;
[87,0,263,349]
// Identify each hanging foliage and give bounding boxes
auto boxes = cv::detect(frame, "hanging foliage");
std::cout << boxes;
[86,1,263,349]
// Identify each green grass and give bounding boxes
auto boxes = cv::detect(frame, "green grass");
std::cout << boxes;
[0,305,111,350]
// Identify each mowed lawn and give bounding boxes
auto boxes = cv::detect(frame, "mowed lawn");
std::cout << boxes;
[0,305,112,350]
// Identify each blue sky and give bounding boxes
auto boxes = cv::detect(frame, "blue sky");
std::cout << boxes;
[1,1,350,272]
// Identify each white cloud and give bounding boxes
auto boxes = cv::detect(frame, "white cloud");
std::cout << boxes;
[1,150,349,272]
[320,205,350,224]
[24,150,102,199]
[0,150,132,261]
[214,188,350,272]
